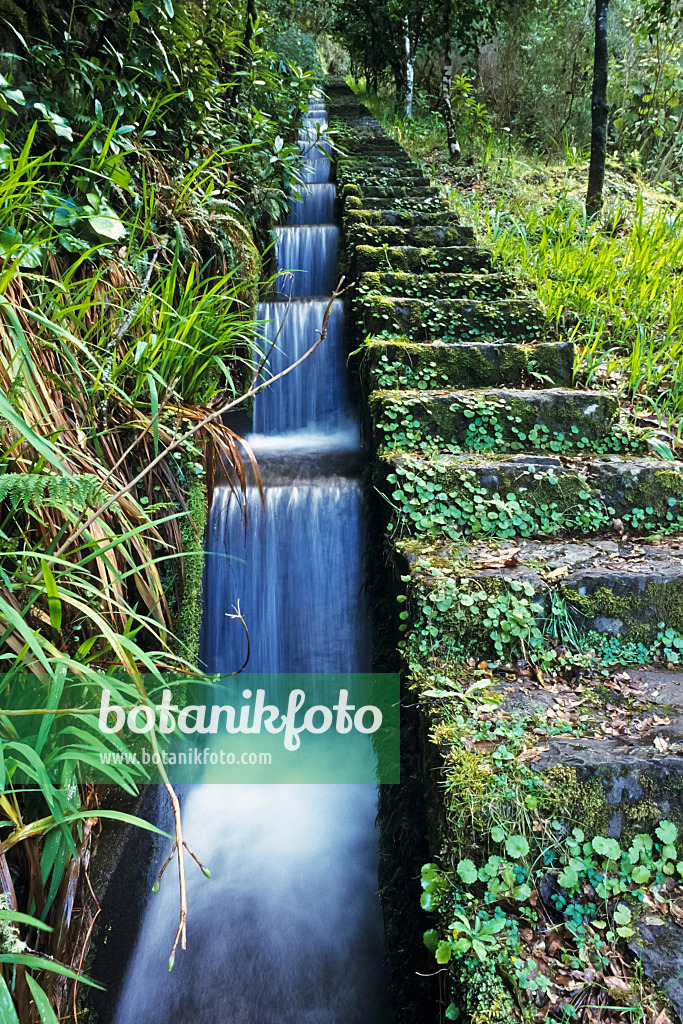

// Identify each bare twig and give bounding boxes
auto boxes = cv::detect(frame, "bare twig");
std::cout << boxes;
[226,601,250,673]
[101,247,162,428]
[73,867,101,1023]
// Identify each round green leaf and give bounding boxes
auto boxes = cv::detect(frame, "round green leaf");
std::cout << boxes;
[505,835,529,859]
[457,858,478,885]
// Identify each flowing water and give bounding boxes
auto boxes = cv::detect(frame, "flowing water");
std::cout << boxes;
[111,92,392,1023]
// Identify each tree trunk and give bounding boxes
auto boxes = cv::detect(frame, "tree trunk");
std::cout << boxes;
[405,16,415,119]
[440,0,460,162]
[586,0,610,216]
[227,0,257,112]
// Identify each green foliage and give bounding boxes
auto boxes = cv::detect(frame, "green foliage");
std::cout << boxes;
[452,189,683,430]
[0,0,319,1012]
[421,819,683,1015]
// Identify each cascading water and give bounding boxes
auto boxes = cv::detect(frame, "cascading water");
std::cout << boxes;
[273,225,339,296]
[110,91,392,1023]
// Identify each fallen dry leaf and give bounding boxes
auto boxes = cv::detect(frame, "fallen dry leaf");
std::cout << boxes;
[545,565,569,580]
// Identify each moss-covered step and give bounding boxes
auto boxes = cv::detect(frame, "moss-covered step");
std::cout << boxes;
[360,295,550,342]
[380,451,683,540]
[362,339,574,391]
[345,195,449,213]
[354,245,491,274]
[339,143,415,157]
[348,224,474,249]
[337,166,428,184]
[371,387,621,452]
[397,532,683,652]
[337,163,424,180]
[346,209,461,228]
[342,183,439,201]
[358,271,515,300]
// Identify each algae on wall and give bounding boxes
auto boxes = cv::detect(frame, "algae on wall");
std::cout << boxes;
[176,473,208,667]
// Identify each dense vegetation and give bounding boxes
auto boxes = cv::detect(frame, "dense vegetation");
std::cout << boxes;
[2,0,683,1019]
[0,0,321,1017]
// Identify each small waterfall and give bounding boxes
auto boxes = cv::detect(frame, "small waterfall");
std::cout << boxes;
[112,785,388,1024]
[301,157,331,183]
[289,183,335,224]
[202,481,370,673]
[274,225,338,296]
[253,300,350,435]
[297,138,332,158]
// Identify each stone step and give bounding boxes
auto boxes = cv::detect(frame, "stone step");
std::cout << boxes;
[358,271,515,301]
[354,244,492,274]
[362,339,574,391]
[339,163,422,178]
[360,295,551,342]
[342,183,439,201]
[397,532,683,649]
[348,224,474,249]
[338,163,426,180]
[345,195,448,213]
[342,152,412,165]
[341,144,413,157]
[371,387,621,452]
[346,209,460,228]
[380,452,683,540]
[340,172,431,189]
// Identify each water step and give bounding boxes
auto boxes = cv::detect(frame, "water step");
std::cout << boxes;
[371,387,620,451]
[380,451,683,540]
[396,532,683,645]
[348,224,474,249]
[354,245,491,274]
[360,295,551,342]
[362,339,574,391]
[358,271,515,300]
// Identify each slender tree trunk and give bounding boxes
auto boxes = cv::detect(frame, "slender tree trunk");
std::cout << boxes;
[405,16,415,119]
[440,0,460,161]
[586,0,610,216]
[227,0,257,111]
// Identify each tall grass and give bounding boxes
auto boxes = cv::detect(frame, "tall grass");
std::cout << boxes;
[463,193,683,429]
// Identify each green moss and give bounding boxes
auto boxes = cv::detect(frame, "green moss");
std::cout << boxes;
[563,579,683,640]
[175,474,207,667]
[359,294,550,342]
[364,338,575,389]
[224,217,261,313]
[346,209,381,225]
[541,765,611,837]
[354,244,491,274]
[359,270,513,300]
[371,388,621,451]
[348,224,470,249]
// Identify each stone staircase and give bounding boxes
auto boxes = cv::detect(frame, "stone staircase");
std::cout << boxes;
[327,81,683,1022]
